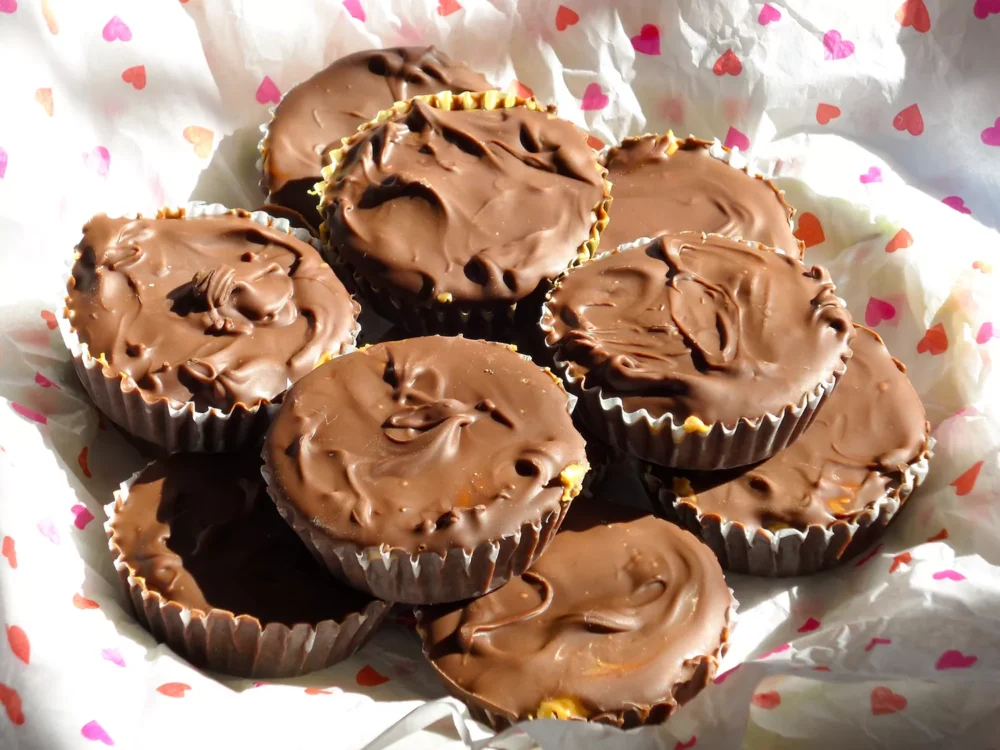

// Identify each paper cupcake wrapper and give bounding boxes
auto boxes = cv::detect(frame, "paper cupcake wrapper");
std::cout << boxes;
[59,202,361,453]
[414,588,738,730]
[642,438,934,577]
[105,464,390,678]
[602,132,804,258]
[539,235,852,470]
[260,344,586,605]
[314,89,612,340]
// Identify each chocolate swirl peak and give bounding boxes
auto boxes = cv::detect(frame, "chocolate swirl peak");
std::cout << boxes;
[599,135,802,258]
[262,47,492,229]
[542,234,854,428]
[66,211,359,411]
[418,499,732,726]
[264,336,588,554]
[649,326,931,530]
[320,95,607,307]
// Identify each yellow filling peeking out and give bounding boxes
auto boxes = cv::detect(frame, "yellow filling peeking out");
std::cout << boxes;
[683,415,712,434]
[672,477,697,499]
[537,696,589,720]
[558,462,589,502]
[435,292,454,304]
[314,352,335,369]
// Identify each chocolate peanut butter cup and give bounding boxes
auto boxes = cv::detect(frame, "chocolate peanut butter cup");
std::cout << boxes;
[644,326,933,576]
[61,204,360,452]
[259,46,492,232]
[416,499,735,729]
[106,453,389,678]
[599,133,804,258]
[540,234,855,470]
[318,90,611,339]
[262,336,589,605]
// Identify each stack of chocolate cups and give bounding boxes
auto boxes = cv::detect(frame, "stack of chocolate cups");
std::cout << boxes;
[56,45,932,736]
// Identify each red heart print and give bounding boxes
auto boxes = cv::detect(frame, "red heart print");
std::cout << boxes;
[916,323,947,355]
[889,552,911,573]
[893,104,923,135]
[356,664,390,687]
[724,126,750,151]
[760,643,790,659]
[793,212,825,248]
[1,537,15,569]
[631,24,660,55]
[816,103,841,125]
[812,665,831,672]
[982,118,1000,146]
[896,0,931,32]
[864,297,896,327]
[437,0,461,16]
[675,738,697,750]
[555,5,578,31]
[102,16,131,42]
[11,403,46,425]
[713,49,742,76]
[936,649,977,669]
[586,135,605,150]
[932,569,965,582]
[256,76,281,105]
[304,687,333,695]
[975,0,1000,19]
[926,528,948,542]
[40,310,57,330]
[121,66,146,90]
[823,30,855,60]
[942,195,971,214]
[342,0,365,22]
[78,446,92,478]
[885,228,912,253]
[156,683,191,698]
[865,637,892,652]
[854,543,883,567]
[580,83,609,111]
[871,686,907,715]
[6,626,29,664]
[73,593,99,610]
[752,691,781,710]
[797,617,820,633]
[758,3,781,24]
[513,80,533,99]
[35,88,53,116]
[713,664,740,683]
[0,683,24,726]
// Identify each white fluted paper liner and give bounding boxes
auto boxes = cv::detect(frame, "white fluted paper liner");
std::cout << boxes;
[314,89,612,339]
[59,202,361,453]
[539,235,851,470]
[259,341,587,605]
[412,587,739,731]
[643,438,935,577]
[104,463,390,678]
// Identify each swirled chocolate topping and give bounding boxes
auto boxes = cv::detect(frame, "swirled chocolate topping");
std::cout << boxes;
[264,336,588,554]
[418,499,731,724]
[321,100,606,305]
[109,453,378,626]
[599,136,802,258]
[649,327,930,530]
[542,234,854,426]
[66,212,359,411]
[263,47,492,229]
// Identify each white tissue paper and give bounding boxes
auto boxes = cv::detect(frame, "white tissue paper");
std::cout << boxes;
[1,1,999,748]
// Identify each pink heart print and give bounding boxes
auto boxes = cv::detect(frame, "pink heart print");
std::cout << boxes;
[71,504,95,530]
[724,126,750,151]
[981,118,1000,146]
[797,617,820,633]
[12,402,47,424]
[859,167,882,183]
[942,195,972,214]
[936,649,977,670]
[256,76,281,105]
[932,569,966,581]
[758,3,781,24]
[630,24,661,55]
[865,297,896,326]
[974,0,1000,19]
[343,0,365,22]
[37,519,60,544]
[580,83,609,111]
[83,147,111,178]
[0,147,7,179]
[101,648,125,667]
[823,30,855,59]
[81,720,114,745]
[102,16,131,42]
[0,0,16,13]
[977,322,997,344]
